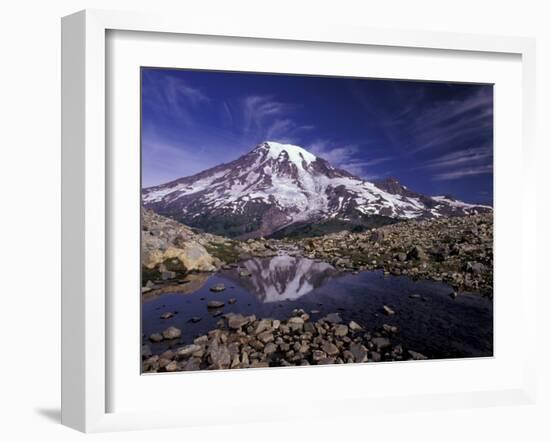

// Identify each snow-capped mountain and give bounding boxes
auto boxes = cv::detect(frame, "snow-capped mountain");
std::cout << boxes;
[143,141,492,238]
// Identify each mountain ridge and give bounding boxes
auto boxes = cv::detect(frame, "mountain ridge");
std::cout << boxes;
[143,141,492,238]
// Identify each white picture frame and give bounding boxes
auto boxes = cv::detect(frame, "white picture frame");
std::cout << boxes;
[61,9,537,433]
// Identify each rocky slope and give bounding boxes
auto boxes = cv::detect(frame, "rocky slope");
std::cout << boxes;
[142,141,492,239]
[141,209,231,286]
[295,212,494,296]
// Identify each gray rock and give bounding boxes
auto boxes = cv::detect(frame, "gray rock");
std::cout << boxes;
[322,342,339,356]
[149,333,163,342]
[322,313,342,324]
[165,361,178,372]
[383,324,398,334]
[263,342,277,354]
[228,314,249,330]
[250,361,269,368]
[349,343,368,363]
[255,319,272,335]
[177,344,202,359]
[370,351,382,362]
[209,283,225,292]
[257,331,274,344]
[228,297,237,304]
[317,357,336,365]
[466,261,485,275]
[407,245,428,261]
[372,337,391,350]
[161,270,177,280]
[312,350,327,362]
[408,350,428,360]
[396,252,407,262]
[370,230,385,243]
[334,325,349,337]
[160,312,174,319]
[207,300,224,309]
[348,321,363,332]
[141,345,152,359]
[209,342,231,369]
[194,335,208,345]
[183,358,202,371]
[239,270,252,277]
[162,326,181,340]
[383,305,396,316]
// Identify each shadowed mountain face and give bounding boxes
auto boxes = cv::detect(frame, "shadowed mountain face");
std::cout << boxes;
[223,256,340,303]
[142,141,492,239]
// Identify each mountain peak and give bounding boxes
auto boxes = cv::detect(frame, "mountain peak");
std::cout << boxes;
[143,141,493,239]
[258,141,317,166]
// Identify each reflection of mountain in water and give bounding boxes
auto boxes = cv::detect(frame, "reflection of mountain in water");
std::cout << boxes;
[224,256,339,303]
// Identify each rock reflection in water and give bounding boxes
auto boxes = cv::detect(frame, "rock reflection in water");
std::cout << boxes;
[222,256,339,303]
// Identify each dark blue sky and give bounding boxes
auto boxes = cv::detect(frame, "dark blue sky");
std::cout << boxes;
[141,68,493,204]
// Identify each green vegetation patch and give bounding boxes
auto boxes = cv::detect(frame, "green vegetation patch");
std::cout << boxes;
[205,241,241,264]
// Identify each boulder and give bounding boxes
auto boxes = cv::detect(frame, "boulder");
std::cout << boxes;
[334,325,349,337]
[408,350,428,360]
[372,337,391,350]
[263,343,277,354]
[349,343,368,363]
[149,333,163,343]
[162,326,182,340]
[176,344,202,359]
[370,230,385,243]
[207,300,224,309]
[209,283,225,292]
[322,313,342,324]
[208,342,231,369]
[228,314,249,330]
[407,245,428,261]
[165,361,178,372]
[254,319,272,335]
[322,342,339,356]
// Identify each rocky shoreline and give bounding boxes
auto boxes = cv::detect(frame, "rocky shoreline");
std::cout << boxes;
[295,213,494,297]
[142,209,493,299]
[142,309,427,373]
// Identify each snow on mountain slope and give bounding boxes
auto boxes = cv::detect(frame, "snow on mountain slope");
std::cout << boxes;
[143,141,492,238]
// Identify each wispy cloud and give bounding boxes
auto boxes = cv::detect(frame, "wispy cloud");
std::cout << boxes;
[419,146,492,171]
[164,77,210,106]
[242,96,295,134]
[239,95,314,145]
[142,73,211,126]
[433,165,493,181]
[410,89,493,154]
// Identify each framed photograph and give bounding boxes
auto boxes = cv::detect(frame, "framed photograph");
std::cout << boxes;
[61,9,537,432]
